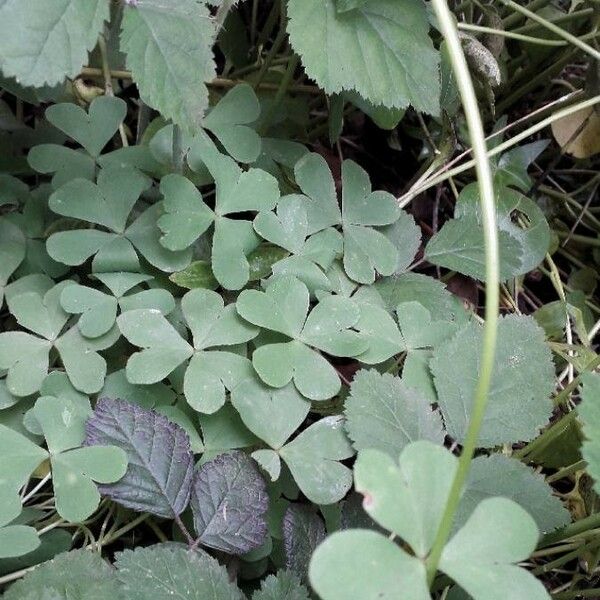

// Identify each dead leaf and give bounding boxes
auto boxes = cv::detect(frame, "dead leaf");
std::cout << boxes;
[551,106,600,158]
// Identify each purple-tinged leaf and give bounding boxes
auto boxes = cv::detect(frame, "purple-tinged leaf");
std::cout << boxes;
[283,505,326,580]
[85,398,194,518]
[190,451,268,554]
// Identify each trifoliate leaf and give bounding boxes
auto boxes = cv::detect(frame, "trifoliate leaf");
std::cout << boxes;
[190,450,269,554]
[203,84,262,163]
[85,398,194,518]
[0,424,48,491]
[28,145,96,189]
[0,217,26,306]
[345,369,444,457]
[237,275,367,400]
[45,97,127,158]
[279,416,354,504]
[287,0,440,114]
[101,369,176,411]
[32,396,127,522]
[431,315,554,447]
[3,550,122,600]
[455,455,570,534]
[230,377,310,449]
[283,505,326,579]
[0,487,40,560]
[579,373,600,495]
[439,498,550,600]
[0,0,109,87]
[120,0,216,132]
[252,570,310,600]
[60,285,118,338]
[115,545,243,600]
[309,529,429,600]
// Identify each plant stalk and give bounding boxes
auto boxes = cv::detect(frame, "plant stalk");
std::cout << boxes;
[425,0,500,585]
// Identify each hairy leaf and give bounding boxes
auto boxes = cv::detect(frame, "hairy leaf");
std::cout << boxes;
[283,505,326,579]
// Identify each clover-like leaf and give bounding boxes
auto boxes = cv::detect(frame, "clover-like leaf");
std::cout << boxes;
[119,288,257,412]
[0,489,40,559]
[279,416,354,504]
[431,315,555,447]
[345,369,445,457]
[237,275,367,400]
[0,424,48,493]
[287,0,440,114]
[163,134,280,289]
[190,450,269,554]
[0,217,26,306]
[115,545,244,600]
[32,396,127,522]
[85,398,194,518]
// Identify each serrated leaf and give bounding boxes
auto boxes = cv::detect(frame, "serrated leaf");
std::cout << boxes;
[120,0,216,131]
[283,505,325,579]
[115,545,243,600]
[3,550,122,600]
[431,315,554,447]
[287,0,439,114]
[345,369,444,457]
[252,570,310,600]
[279,416,354,504]
[85,398,194,518]
[456,455,570,534]
[190,450,268,554]
[0,0,109,87]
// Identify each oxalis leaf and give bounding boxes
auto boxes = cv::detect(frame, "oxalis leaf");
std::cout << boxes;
[85,398,194,518]
[115,544,244,600]
[190,450,269,554]
[0,0,109,87]
[286,0,440,114]
[118,288,257,413]
[309,441,550,600]
[120,0,216,132]
[431,314,555,447]
[0,489,40,559]
[237,275,368,400]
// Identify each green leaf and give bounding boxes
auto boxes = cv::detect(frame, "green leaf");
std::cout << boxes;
[0,217,26,304]
[0,0,109,87]
[309,529,429,600]
[204,84,262,163]
[45,97,128,158]
[287,0,440,114]
[0,424,48,491]
[431,315,554,447]
[279,416,354,504]
[191,450,268,554]
[456,455,570,534]
[439,498,549,600]
[115,545,243,600]
[580,373,600,495]
[28,145,96,189]
[252,570,310,600]
[0,332,51,396]
[283,505,325,579]
[169,260,219,290]
[3,550,123,600]
[32,396,127,522]
[345,369,444,457]
[120,0,216,131]
[60,284,118,338]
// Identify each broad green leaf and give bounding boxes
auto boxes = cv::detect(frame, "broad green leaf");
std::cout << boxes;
[237,276,367,399]
[0,424,48,491]
[248,245,291,281]
[0,332,51,397]
[120,0,216,131]
[45,97,127,158]
[279,416,354,504]
[345,369,444,457]
[309,529,429,600]
[252,449,281,481]
[252,570,310,600]
[101,370,176,411]
[494,140,549,192]
[3,550,122,600]
[60,284,118,338]
[580,373,600,495]
[115,545,243,599]
[287,0,440,114]
[456,455,570,534]
[355,443,457,557]
[191,451,268,553]
[0,0,109,87]
[204,84,262,163]
[32,396,127,522]
[85,398,194,518]
[169,260,219,290]
[28,145,95,189]
[431,315,554,447]
[439,498,550,600]
[0,217,26,305]
[283,505,325,579]
[231,378,310,449]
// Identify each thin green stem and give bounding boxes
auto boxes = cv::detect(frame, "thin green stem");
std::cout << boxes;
[514,8,594,34]
[502,0,552,29]
[500,0,600,60]
[533,538,600,575]
[425,0,499,586]
[546,459,586,484]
